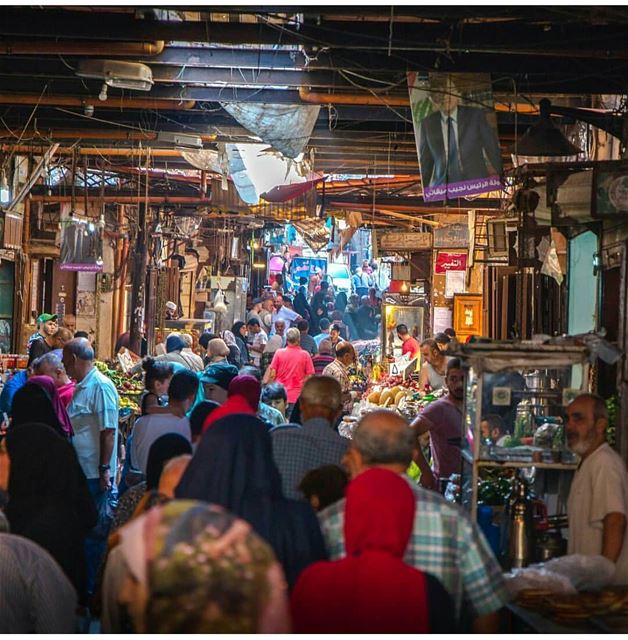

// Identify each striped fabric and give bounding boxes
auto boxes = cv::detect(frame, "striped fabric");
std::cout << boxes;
[318,478,509,620]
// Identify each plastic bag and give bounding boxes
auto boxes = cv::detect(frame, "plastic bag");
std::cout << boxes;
[540,554,616,591]
[504,567,575,596]
[504,554,616,596]
[91,488,118,539]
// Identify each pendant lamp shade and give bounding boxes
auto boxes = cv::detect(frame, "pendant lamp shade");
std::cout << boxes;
[513,99,582,157]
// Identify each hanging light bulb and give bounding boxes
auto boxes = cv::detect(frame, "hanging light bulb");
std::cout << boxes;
[98,83,108,102]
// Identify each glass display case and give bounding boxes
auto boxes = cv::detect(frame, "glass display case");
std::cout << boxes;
[453,342,590,520]
[381,292,428,362]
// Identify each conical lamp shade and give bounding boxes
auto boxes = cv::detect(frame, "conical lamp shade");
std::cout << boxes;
[512,99,582,156]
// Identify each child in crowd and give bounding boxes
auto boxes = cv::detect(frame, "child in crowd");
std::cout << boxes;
[140,358,175,416]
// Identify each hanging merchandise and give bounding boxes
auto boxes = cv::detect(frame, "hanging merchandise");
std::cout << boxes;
[540,239,564,285]
[213,288,227,314]
[219,103,320,158]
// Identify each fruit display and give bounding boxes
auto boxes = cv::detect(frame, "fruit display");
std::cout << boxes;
[119,395,140,414]
[361,372,445,421]
[94,360,143,415]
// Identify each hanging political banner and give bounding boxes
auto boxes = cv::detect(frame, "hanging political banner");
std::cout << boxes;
[60,212,103,272]
[407,72,503,202]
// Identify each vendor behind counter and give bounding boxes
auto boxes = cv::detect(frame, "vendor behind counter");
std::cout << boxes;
[565,393,628,585]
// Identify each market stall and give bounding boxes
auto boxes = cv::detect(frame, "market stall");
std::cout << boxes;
[380,290,427,364]
[94,359,143,479]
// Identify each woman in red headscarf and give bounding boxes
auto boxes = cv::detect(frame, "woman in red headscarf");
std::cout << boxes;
[290,468,456,633]
[201,374,260,432]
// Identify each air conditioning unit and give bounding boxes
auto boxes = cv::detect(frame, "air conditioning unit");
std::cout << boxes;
[76,60,154,91]
[487,218,515,259]
[157,131,203,150]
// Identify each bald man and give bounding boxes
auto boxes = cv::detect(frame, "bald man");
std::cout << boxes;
[566,394,628,583]
[320,409,507,633]
[271,375,347,500]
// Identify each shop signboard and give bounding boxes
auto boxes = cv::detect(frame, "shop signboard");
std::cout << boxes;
[592,165,628,218]
[433,223,469,248]
[378,231,432,252]
[435,251,467,273]
[407,72,503,202]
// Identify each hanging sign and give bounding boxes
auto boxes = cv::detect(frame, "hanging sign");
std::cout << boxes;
[407,71,503,202]
[435,251,467,273]
[378,231,432,252]
[433,223,469,248]
[60,213,103,272]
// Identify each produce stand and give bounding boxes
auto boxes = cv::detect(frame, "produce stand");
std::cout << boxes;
[94,360,143,480]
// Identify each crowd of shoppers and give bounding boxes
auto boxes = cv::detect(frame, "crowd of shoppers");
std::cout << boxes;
[2,286,622,634]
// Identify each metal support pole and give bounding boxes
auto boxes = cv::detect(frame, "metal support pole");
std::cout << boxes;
[129,202,148,355]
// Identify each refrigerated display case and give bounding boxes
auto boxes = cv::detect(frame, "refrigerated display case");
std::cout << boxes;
[452,342,590,520]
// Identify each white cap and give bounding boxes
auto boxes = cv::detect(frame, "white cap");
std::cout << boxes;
[165,301,177,311]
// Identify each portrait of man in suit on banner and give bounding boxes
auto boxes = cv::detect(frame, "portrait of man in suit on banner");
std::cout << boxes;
[408,72,503,202]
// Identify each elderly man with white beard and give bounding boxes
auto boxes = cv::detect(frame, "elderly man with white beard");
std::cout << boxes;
[565,393,628,584]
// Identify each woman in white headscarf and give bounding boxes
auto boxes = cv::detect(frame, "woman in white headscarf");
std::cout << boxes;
[221,331,242,368]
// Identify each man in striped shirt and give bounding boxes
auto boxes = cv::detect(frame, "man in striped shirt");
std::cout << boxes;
[312,338,335,375]
[319,409,509,633]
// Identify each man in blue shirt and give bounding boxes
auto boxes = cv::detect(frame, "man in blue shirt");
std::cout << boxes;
[313,318,331,347]
[0,369,29,417]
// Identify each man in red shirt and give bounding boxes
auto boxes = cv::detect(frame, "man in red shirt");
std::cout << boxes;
[265,327,315,413]
[397,324,421,360]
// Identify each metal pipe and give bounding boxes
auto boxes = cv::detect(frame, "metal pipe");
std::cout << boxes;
[2,145,190,156]
[0,94,195,110]
[0,39,165,56]
[0,129,215,142]
[28,195,214,204]
[298,86,538,113]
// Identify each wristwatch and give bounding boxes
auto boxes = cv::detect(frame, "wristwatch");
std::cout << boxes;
[99,464,110,473]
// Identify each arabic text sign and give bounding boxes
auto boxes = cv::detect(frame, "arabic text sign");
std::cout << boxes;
[435,251,467,274]
[379,232,432,252]
[423,176,502,202]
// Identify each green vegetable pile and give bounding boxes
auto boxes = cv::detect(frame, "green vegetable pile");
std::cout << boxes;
[94,360,143,394]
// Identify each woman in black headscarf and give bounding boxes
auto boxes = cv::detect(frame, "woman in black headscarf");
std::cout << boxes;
[175,414,327,588]
[5,422,96,605]
[231,321,250,367]
[10,382,68,439]
[111,433,192,533]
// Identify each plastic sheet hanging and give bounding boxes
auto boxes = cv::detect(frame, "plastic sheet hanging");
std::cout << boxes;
[219,102,320,159]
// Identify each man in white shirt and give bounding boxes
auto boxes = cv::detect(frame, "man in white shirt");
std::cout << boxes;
[63,337,119,595]
[247,317,268,367]
[179,333,204,372]
[260,296,275,335]
[566,393,628,584]
[130,369,198,474]
[271,294,301,331]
